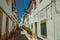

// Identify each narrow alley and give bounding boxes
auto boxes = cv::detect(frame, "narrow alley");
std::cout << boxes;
[12,28,28,40]
[0,0,60,40]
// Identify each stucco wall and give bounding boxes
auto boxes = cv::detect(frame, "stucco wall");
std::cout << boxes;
[1,13,13,35]
[8,18,12,32]
[31,0,60,40]
[0,0,12,17]
[2,13,6,35]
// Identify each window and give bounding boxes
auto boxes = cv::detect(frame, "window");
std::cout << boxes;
[6,0,9,5]
[31,24,33,31]
[34,0,36,10]
[40,19,47,38]
[39,0,43,3]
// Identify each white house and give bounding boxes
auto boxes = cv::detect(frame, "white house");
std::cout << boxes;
[0,0,18,40]
[21,0,60,40]
[32,0,60,40]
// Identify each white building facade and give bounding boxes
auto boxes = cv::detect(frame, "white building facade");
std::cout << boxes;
[21,0,60,40]
[32,0,60,40]
[0,0,18,40]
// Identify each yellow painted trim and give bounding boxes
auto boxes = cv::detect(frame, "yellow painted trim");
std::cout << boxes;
[34,0,36,10]
[39,0,43,3]
[40,19,46,23]
[41,35,47,39]
[1,33,6,40]
[6,0,9,5]
[32,33,37,39]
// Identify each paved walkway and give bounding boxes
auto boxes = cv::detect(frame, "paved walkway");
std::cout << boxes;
[13,28,29,40]
[22,29,38,40]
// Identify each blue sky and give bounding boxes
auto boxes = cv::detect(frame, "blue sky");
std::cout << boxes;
[15,0,30,22]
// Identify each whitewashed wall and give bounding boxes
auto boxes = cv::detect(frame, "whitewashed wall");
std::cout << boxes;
[32,0,60,40]
[0,0,12,17]
[55,13,60,40]
[55,0,60,40]
[2,13,13,35]
[8,18,12,32]
[0,0,13,35]
[21,0,60,40]
[1,13,6,35]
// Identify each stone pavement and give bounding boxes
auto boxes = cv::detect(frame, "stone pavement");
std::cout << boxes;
[13,28,29,40]
[8,28,43,40]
